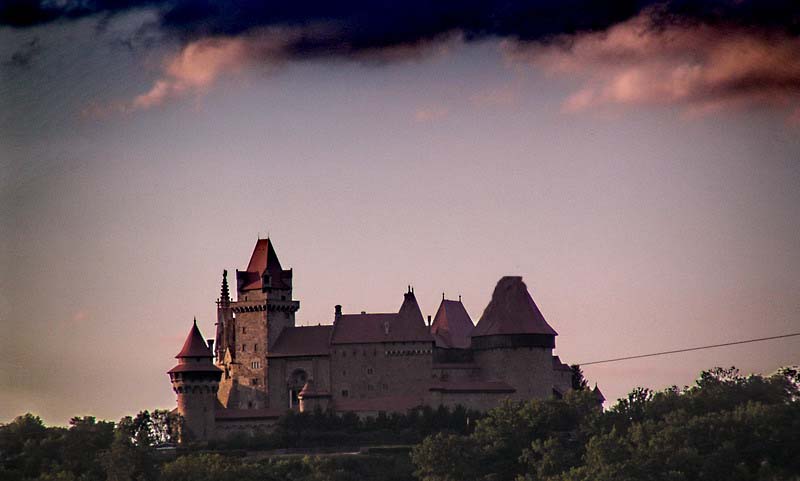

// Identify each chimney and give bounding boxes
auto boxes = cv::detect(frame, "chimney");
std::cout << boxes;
[335,305,342,321]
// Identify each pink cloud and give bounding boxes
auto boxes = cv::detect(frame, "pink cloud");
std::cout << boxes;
[505,10,800,121]
[83,29,299,116]
[84,27,461,116]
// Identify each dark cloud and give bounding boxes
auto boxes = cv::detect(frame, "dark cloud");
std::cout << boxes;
[3,1,799,58]
[6,36,41,68]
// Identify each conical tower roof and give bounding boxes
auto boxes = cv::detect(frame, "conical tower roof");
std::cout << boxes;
[473,276,557,337]
[175,319,214,358]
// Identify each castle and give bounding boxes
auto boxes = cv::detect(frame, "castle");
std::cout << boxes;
[168,239,581,441]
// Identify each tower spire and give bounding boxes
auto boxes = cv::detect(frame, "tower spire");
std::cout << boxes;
[220,269,230,302]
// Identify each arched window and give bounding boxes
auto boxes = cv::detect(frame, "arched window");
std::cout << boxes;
[287,369,308,409]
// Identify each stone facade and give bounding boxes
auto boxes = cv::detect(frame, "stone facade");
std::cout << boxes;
[168,239,580,441]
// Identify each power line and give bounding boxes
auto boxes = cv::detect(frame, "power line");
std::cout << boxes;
[577,332,800,366]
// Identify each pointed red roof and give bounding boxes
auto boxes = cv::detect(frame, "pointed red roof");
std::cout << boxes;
[247,238,282,273]
[330,289,432,344]
[175,319,214,358]
[472,276,557,337]
[238,238,291,291]
[431,299,474,348]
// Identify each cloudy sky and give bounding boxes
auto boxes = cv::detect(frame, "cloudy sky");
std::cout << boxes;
[1,0,799,425]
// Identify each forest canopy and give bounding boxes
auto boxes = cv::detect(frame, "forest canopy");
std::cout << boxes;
[1,366,798,481]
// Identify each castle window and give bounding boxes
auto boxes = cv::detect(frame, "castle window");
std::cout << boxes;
[341,389,349,397]
[366,367,373,375]
[252,378,259,386]
[251,361,261,369]
[242,344,246,352]
[342,370,347,377]
[254,344,258,352]
[242,326,246,334]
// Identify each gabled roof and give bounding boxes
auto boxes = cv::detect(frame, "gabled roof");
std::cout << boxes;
[431,299,474,348]
[268,325,333,357]
[472,276,558,337]
[330,290,433,344]
[237,238,291,291]
[175,320,214,358]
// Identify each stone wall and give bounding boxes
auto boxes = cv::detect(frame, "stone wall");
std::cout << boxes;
[473,346,555,400]
[329,341,433,406]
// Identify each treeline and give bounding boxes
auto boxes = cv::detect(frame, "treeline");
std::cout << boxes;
[3,366,798,481]
[412,367,800,481]
[215,404,484,450]
[0,405,476,481]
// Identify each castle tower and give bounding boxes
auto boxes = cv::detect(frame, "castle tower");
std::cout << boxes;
[471,276,561,400]
[215,238,300,410]
[168,319,222,442]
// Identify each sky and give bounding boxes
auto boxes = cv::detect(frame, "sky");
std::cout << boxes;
[1,0,799,426]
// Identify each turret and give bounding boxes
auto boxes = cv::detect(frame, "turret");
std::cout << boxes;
[168,319,222,442]
[470,277,559,400]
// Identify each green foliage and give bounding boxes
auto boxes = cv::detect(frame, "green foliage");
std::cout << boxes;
[413,366,800,481]
[411,433,481,481]
[214,404,483,450]
[159,452,415,481]
[569,365,589,391]
[0,409,179,481]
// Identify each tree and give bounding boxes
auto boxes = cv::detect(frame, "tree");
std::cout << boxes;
[411,432,481,481]
[413,366,800,481]
[570,365,589,391]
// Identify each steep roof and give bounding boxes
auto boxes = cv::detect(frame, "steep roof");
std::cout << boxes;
[330,290,433,344]
[431,299,474,348]
[472,276,558,337]
[237,238,291,291]
[593,384,606,404]
[268,325,333,357]
[175,320,214,358]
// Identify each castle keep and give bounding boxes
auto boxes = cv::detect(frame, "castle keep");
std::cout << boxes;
[168,239,577,441]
